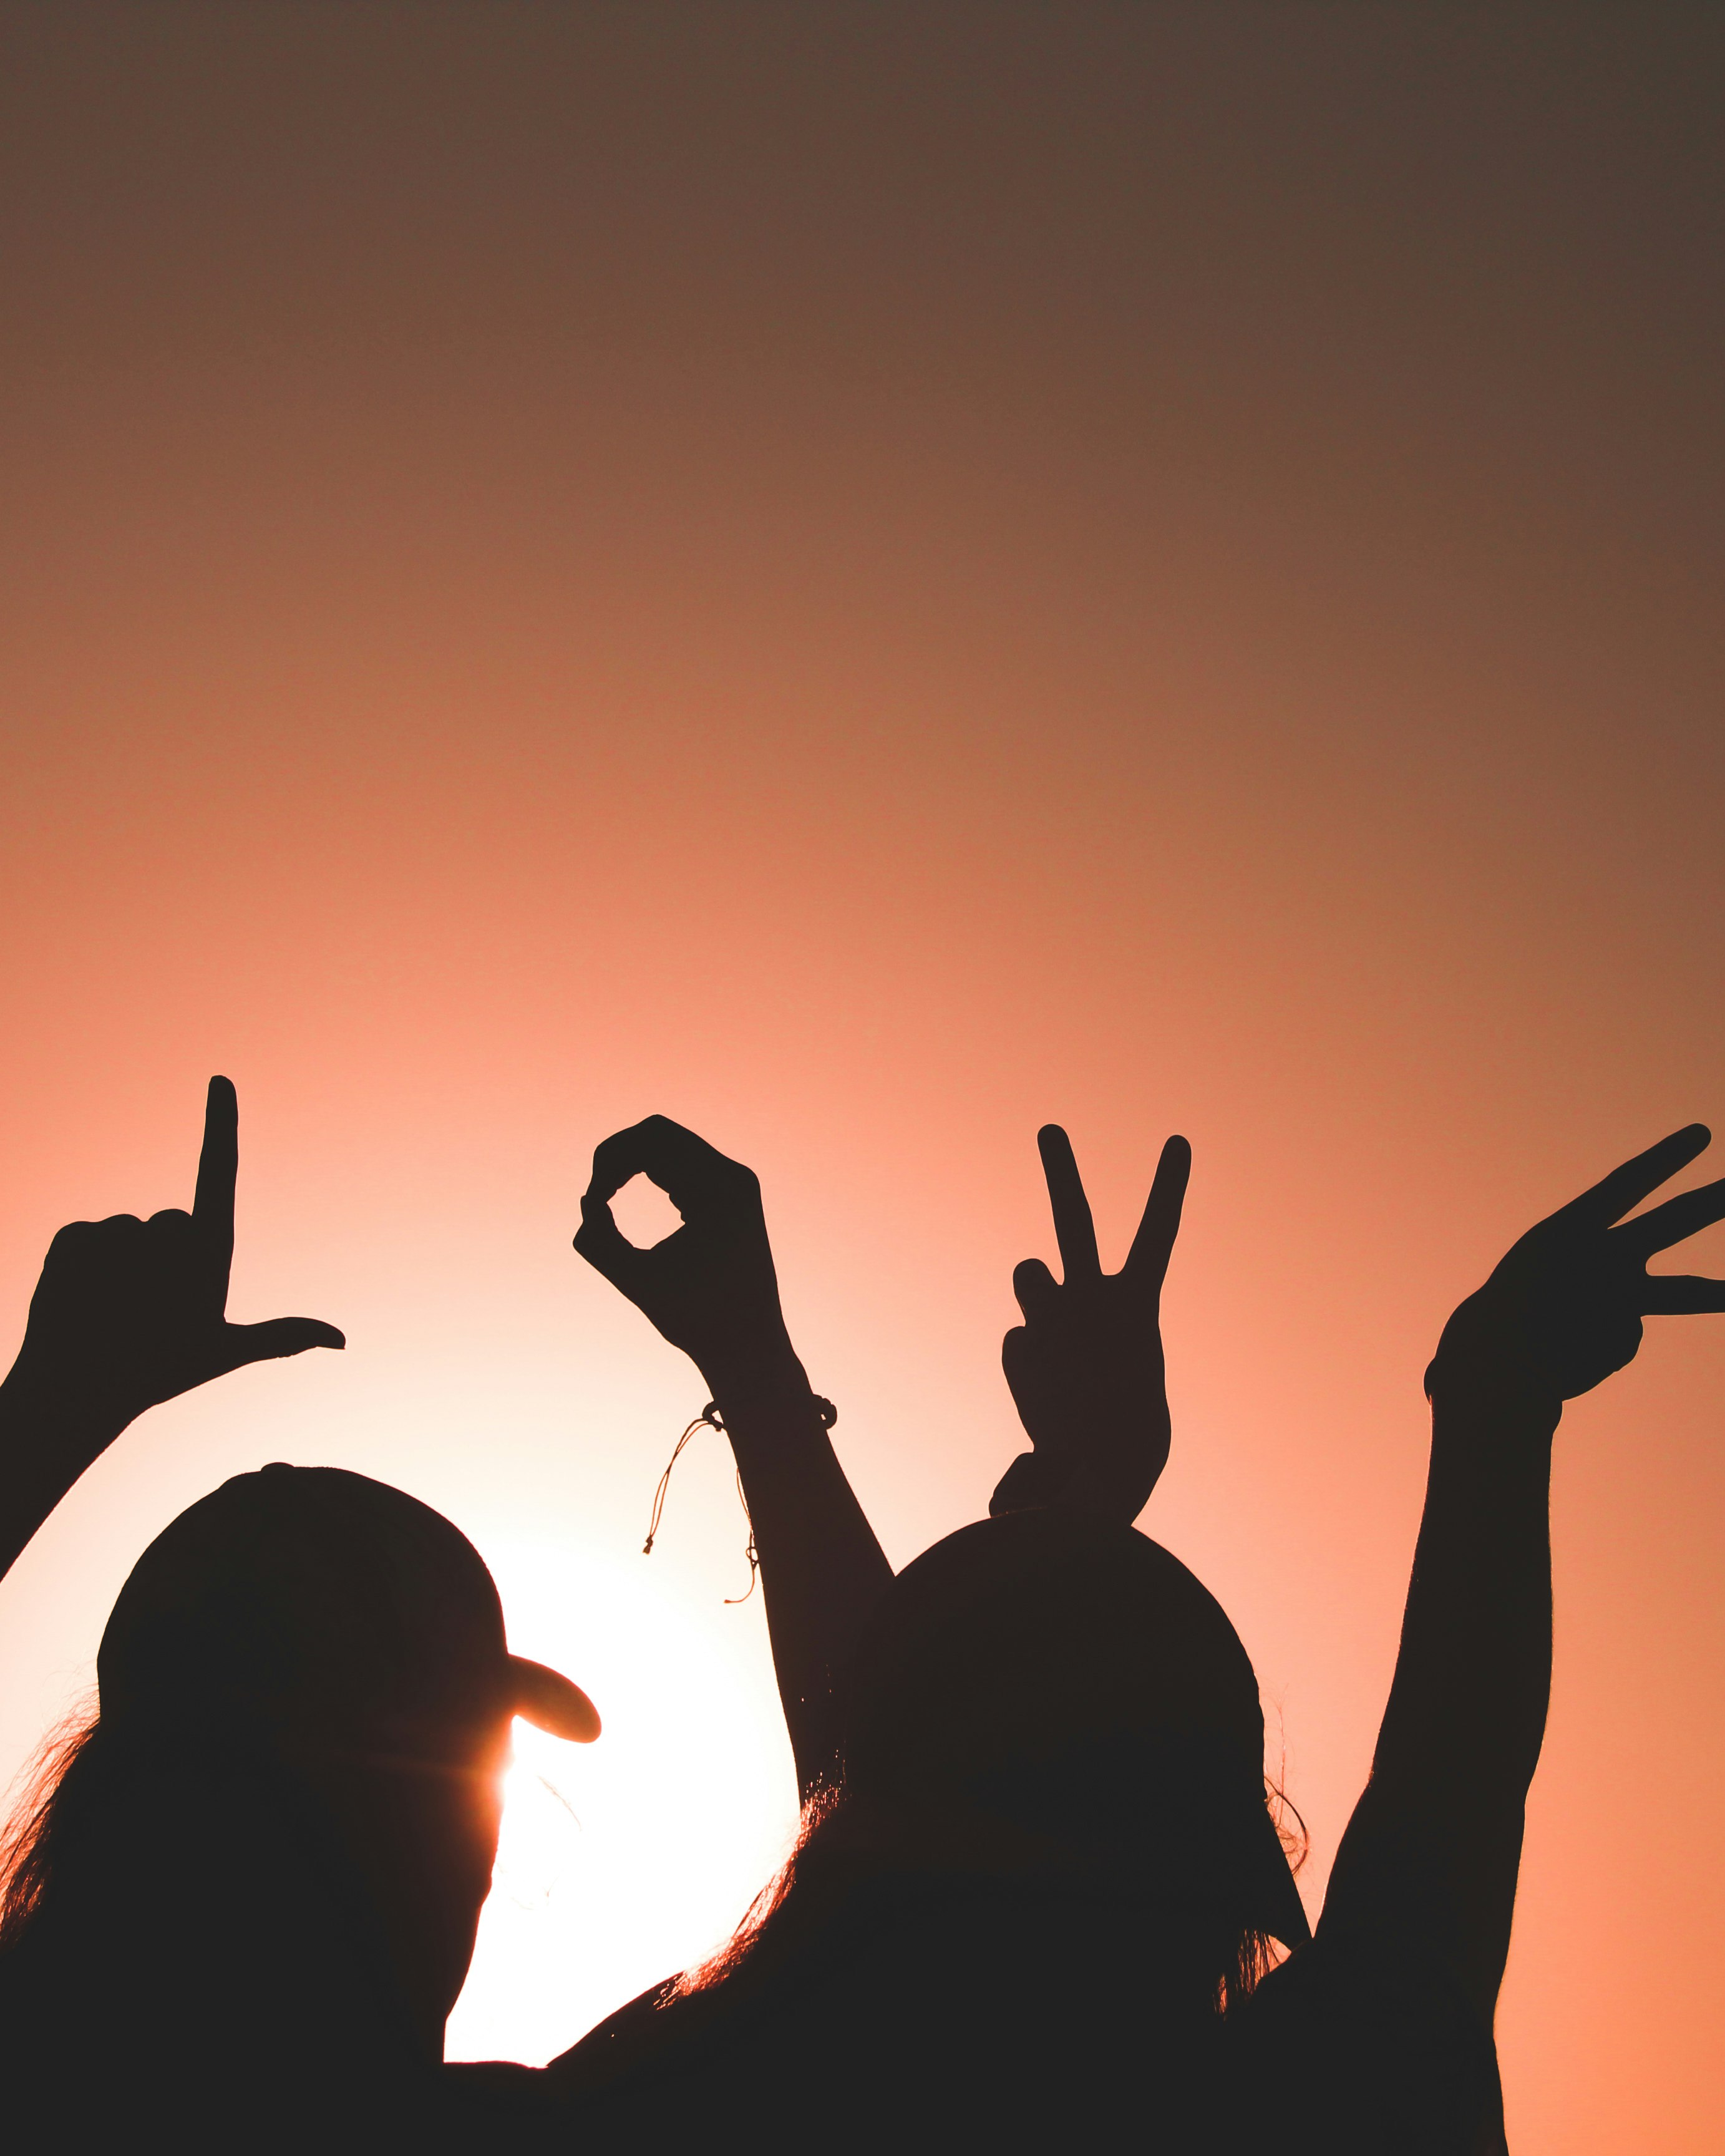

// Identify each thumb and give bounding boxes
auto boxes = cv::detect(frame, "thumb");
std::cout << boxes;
[1011,1258,1059,1323]
[574,1193,649,1296]
[1001,1323,1032,1394]
[221,1318,346,1369]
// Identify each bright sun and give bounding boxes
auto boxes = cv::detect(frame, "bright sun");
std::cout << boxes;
[443,1535,802,2067]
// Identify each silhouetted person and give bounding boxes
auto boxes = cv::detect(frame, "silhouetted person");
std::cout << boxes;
[0,1086,937,2150]
[562,1115,1725,2153]
[10,1089,1721,2149]
[0,1081,597,2151]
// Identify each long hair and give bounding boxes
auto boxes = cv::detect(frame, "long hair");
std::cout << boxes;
[0,1702,100,1953]
[677,1767,1307,2020]
[550,1760,1307,2127]
[0,1699,439,2154]
[0,1679,412,1999]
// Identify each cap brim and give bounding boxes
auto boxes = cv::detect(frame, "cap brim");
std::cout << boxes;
[508,1654,601,1742]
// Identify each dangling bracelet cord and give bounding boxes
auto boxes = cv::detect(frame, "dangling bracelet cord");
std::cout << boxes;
[643,1396,838,1605]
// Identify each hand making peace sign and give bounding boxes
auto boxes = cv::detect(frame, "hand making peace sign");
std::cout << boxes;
[994,1123,1192,1522]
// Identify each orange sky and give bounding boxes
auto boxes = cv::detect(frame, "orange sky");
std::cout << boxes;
[1,6,1722,2145]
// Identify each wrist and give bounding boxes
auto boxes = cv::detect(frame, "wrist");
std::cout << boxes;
[701,1355,824,1432]
[698,1345,806,1414]
[0,1366,130,1487]
[1,1355,123,1426]
[989,1449,1149,1525]
[1424,1359,1562,1442]
[1424,1292,1567,1421]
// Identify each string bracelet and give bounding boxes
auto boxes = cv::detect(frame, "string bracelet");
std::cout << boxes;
[643,1394,838,1603]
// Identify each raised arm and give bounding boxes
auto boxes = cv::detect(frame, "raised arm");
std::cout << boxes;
[574,1117,892,1797]
[1321,1125,1725,2021]
[992,1123,1190,1522]
[0,1077,344,1582]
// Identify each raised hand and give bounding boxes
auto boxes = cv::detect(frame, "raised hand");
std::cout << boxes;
[573,1115,799,1399]
[5,1076,344,1445]
[1427,1124,1725,1409]
[1328,1125,1725,2023]
[993,1124,1191,1523]
[575,1118,889,1794]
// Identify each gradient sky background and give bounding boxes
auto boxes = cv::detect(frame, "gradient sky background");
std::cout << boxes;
[1,5,1721,2146]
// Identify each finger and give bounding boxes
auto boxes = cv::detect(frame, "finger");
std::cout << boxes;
[573,1192,651,1294]
[1554,1125,1711,1230]
[1122,1135,1192,1291]
[41,1217,127,1266]
[219,1318,346,1369]
[144,1208,201,1293]
[193,1076,240,1293]
[1616,1176,1725,1258]
[32,1218,139,1305]
[1640,1274,1725,1315]
[1013,1258,1060,1323]
[1037,1125,1101,1282]
[67,1215,149,1263]
[585,1115,744,1213]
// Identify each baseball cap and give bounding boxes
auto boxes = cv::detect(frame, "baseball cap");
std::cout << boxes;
[97,1464,599,1746]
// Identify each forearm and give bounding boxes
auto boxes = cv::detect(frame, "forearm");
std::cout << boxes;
[1324,1382,1558,2014]
[0,1366,126,1583]
[1318,1121,1725,2020]
[1372,1389,1557,1800]
[704,1354,894,1799]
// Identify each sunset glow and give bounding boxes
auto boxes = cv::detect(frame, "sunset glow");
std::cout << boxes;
[447,1538,798,2064]
[1,10,1721,2149]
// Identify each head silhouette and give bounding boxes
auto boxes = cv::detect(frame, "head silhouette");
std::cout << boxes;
[1,1464,598,2145]
[88,1464,597,2041]
[601,1512,1307,2150]
[839,1511,1307,1981]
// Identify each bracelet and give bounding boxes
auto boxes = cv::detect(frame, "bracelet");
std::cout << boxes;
[704,1394,837,1433]
[642,1393,837,1603]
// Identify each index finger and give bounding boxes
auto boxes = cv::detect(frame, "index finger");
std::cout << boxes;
[572,1192,651,1296]
[193,1076,238,1282]
[1551,1125,1711,1231]
[586,1115,747,1215]
[1037,1125,1101,1282]
[1122,1135,1192,1292]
